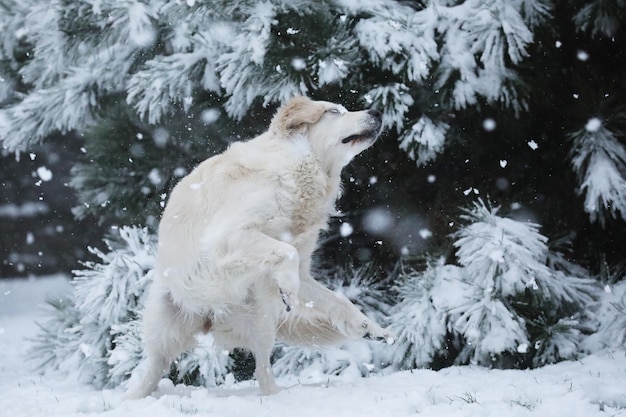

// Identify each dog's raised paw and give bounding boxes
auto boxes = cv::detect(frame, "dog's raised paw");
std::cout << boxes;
[280,289,297,312]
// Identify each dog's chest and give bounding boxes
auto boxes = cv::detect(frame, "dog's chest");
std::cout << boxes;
[276,157,332,235]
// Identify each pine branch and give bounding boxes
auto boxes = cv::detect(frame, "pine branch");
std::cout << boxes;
[569,119,626,225]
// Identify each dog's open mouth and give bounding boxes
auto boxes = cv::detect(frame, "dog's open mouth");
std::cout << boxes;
[341,130,379,144]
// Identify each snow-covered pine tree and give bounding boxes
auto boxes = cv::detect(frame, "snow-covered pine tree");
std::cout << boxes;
[390,199,597,369]
[451,199,596,366]
[1,0,543,163]
[30,226,230,388]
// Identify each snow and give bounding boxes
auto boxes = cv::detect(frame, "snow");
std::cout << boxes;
[418,229,432,239]
[201,108,221,124]
[362,208,394,234]
[585,117,602,133]
[0,202,49,218]
[463,187,479,196]
[339,222,354,237]
[290,57,306,71]
[482,118,496,131]
[577,50,590,61]
[36,165,53,181]
[317,58,349,87]
[147,168,162,185]
[126,2,157,48]
[0,277,624,417]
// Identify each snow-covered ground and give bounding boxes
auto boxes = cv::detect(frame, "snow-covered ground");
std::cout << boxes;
[1,275,625,417]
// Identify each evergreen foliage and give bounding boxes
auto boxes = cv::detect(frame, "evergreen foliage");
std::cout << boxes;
[389,260,462,369]
[390,200,598,369]
[569,119,626,225]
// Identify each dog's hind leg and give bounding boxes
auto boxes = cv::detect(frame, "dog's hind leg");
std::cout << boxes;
[124,282,202,400]
[251,331,280,395]
[250,319,281,394]
[243,282,284,395]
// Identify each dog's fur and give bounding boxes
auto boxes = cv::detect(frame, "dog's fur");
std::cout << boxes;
[125,96,392,399]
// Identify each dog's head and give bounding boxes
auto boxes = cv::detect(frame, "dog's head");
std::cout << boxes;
[270,96,383,171]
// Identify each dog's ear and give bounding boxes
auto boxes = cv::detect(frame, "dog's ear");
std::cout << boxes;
[270,96,326,137]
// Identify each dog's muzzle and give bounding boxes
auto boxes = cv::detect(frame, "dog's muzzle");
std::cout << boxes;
[341,110,383,144]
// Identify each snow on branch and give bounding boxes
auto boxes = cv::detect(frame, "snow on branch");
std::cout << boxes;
[436,0,533,111]
[364,83,414,133]
[127,52,210,124]
[217,2,283,119]
[517,0,553,28]
[454,199,551,298]
[389,261,462,369]
[573,0,625,38]
[569,118,626,226]
[399,116,450,166]
[1,45,137,152]
[1,0,542,158]
[355,3,439,82]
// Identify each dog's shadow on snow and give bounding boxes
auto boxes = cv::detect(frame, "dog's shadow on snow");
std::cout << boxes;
[210,380,338,398]
[213,384,333,398]
[144,378,340,401]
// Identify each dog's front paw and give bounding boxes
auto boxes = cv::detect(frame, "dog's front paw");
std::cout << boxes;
[280,289,298,312]
[362,320,395,344]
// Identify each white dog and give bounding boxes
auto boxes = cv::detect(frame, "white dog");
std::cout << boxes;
[125,96,393,399]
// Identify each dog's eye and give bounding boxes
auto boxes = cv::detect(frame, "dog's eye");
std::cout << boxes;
[326,108,341,114]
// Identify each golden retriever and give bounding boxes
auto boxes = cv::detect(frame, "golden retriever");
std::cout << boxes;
[125,96,393,399]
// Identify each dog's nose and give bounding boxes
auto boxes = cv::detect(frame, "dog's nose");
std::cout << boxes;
[367,109,382,122]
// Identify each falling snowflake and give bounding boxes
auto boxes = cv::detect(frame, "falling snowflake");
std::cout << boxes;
[339,222,354,237]
[483,118,496,132]
[585,117,602,133]
[36,166,53,181]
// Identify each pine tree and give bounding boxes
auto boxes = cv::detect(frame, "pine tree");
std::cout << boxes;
[390,199,597,368]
